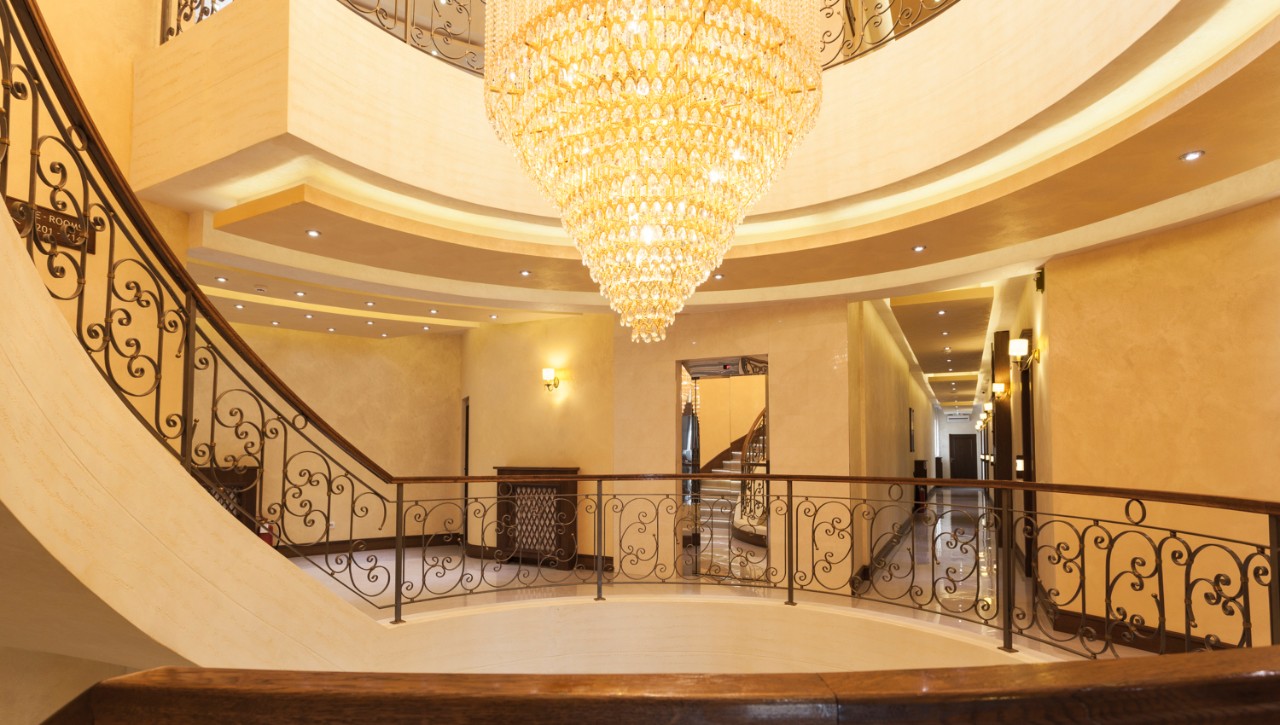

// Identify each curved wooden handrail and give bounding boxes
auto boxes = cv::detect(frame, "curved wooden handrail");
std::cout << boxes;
[739,408,767,468]
[53,646,1280,723]
[16,0,396,485]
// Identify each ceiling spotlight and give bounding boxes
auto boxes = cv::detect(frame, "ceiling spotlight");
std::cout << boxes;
[380,333,388,338]
[1180,150,1205,162]
[946,358,952,363]
[942,331,949,336]
[430,309,438,315]
[367,321,374,326]
[327,327,335,333]
[490,314,499,320]
[271,321,279,326]
[304,314,313,319]
[713,273,723,280]
[944,346,951,352]
[520,270,531,277]
[294,291,305,297]
[365,301,375,307]
[306,229,321,238]
[422,326,430,331]
[948,368,954,372]
[912,245,926,253]
[937,310,945,316]
[215,276,228,283]
[234,304,245,310]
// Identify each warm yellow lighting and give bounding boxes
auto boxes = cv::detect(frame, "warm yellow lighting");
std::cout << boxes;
[983,402,993,412]
[542,367,560,391]
[979,411,988,421]
[1008,338,1030,360]
[486,1,822,342]
[992,382,1006,396]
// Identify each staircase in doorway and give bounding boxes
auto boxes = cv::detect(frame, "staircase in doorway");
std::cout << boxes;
[698,451,766,579]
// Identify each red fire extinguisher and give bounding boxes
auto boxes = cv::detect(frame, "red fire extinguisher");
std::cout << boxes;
[257,519,277,547]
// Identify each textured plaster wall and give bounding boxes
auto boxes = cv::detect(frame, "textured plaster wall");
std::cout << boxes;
[1039,198,1280,638]
[234,324,463,477]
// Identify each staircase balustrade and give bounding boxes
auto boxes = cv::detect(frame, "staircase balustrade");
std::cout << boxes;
[7,0,1280,677]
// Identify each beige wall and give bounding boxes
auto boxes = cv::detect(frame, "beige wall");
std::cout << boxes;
[1037,198,1280,640]
[0,648,126,724]
[234,324,463,477]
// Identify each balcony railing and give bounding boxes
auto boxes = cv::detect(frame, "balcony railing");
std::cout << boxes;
[158,0,963,75]
[9,0,1280,704]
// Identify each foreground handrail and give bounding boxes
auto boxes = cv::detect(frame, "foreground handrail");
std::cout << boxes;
[51,648,1280,724]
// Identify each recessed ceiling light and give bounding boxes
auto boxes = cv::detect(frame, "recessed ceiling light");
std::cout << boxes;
[327,327,335,333]
[942,331,949,336]
[367,321,374,326]
[520,270,531,277]
[215,276,228,283]
[912,245,926,253]
[937,310,946,316]
[294,291,305,297]
[380,333,388,338]
[946,358,952,362]
[1180,150,1205,162]
[271,321,279,326]
[948,368,954,372]
[304,314,313,319]
[713,273,723,280]
[430,309,438,315]
[422,326,430,331]
[490,314,498,320]
[306,229,321,238]
[234,304,244,310]
[944,346,951,352]
[365,301,375,307]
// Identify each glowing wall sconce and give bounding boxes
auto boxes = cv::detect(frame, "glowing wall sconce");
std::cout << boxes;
[983,402,993,412]
[979,411,989,421]
[1015,455,1026,474]
[991,382,1007,400]
[1009,337,1041,369]
[542,367,560,391]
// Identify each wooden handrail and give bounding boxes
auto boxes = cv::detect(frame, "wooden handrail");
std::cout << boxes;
[51,647,1280,723]
[14,0,397,485]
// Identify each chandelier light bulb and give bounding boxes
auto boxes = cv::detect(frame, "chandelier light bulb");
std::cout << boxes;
[486,0,822,342]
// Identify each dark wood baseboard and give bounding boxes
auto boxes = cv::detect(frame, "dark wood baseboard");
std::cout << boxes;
[280,532,462,558]
[462,543,614,572]
[1050,610,1235,655]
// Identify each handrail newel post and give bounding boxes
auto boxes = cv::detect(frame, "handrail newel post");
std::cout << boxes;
[392,483,404,624]
[594,479,604,601]
[179,294,197,473]
[998,488,1016,652]
[785,479,795,606]
[1269,513,1280,645]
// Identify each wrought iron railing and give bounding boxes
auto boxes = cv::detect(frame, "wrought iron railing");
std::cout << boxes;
[739,408,768,528]
[10,0,1280,666]
[157,0,962,75]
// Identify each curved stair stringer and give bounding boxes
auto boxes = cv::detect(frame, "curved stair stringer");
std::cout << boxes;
[0,212,391,671]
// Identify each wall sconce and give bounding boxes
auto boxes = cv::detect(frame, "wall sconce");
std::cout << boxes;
[979,411,989,421]
[542,367,560,391]
[1015,455,1025,474]
[1009,337,1041,370]
[983,401,993,412]
[991,382,1007,399]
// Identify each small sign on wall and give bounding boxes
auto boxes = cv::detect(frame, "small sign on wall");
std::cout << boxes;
[5,196,96,254]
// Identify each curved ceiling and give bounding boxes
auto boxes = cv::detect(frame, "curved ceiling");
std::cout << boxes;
[132,0,1280,328]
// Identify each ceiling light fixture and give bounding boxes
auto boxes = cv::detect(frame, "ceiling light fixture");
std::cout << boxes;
[912,245,926,253]
[306,229,321,238]
[1180,150,1205,162]
[234,304,244,310]
[520,270,531,277]
[486,2,821,343]
[713,274,724,281]
[490,314,498,320]
[366,301,375,307]
[304,314,313,319]
[327,327,335,333]
[422,326,430,331]
[937,310,945,316]
[271,321,279,326]
[367,321,374,326]
[430,309,438,315]
[215,276,227,283]
[294,291,305,297]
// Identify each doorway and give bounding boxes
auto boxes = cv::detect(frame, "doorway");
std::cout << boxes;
[678,355,768,580]
[949,433,978,479]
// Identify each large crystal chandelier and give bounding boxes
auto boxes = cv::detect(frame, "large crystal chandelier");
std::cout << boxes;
[486,1,822,342]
